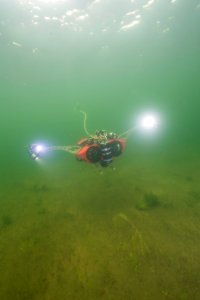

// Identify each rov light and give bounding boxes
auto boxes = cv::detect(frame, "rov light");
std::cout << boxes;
[35,144,45,153]
[28,144,46,160]
[140,114,158,130]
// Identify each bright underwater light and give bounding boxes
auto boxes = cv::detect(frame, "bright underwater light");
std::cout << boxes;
[35,144,45,153]
[28,143,47,160]
[140,114,159,130]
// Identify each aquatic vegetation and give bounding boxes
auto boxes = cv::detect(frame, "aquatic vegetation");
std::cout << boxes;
[32,184,49,193]
[134,185,143,193]
[128,228,149,271]
[116,213,130,224]
[1,215,13,227]
[113,213,149,270]
[186,191,200,207]
[189,191,200,199]
[185,176,193,182]
[37,208,47,215]
[144,192,159,207]
[61,211,75,220]
[135,192,160,211]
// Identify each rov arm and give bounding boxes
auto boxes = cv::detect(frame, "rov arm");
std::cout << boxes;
[118,126,137,139]
[47,145,81,154]
[28,144,81,160]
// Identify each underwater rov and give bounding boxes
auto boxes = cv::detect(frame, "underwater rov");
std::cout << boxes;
[27,111,159,168]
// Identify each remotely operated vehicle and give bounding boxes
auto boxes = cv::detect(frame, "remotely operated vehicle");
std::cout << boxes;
[28,110,159,168]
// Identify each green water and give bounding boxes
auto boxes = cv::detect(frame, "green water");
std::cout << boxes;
[1,1,200,299]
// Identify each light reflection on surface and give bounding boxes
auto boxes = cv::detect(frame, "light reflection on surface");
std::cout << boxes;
[2,0,198,57]
[14,0,178,33]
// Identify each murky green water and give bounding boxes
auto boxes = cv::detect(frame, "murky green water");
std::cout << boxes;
[1,1,200,299]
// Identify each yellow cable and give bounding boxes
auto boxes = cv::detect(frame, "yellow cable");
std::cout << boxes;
[79,110,92,137]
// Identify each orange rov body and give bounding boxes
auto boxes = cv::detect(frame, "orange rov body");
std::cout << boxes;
[75,138,126,164]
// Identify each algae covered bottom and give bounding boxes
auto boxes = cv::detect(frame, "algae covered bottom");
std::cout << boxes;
[0,0,200,299]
